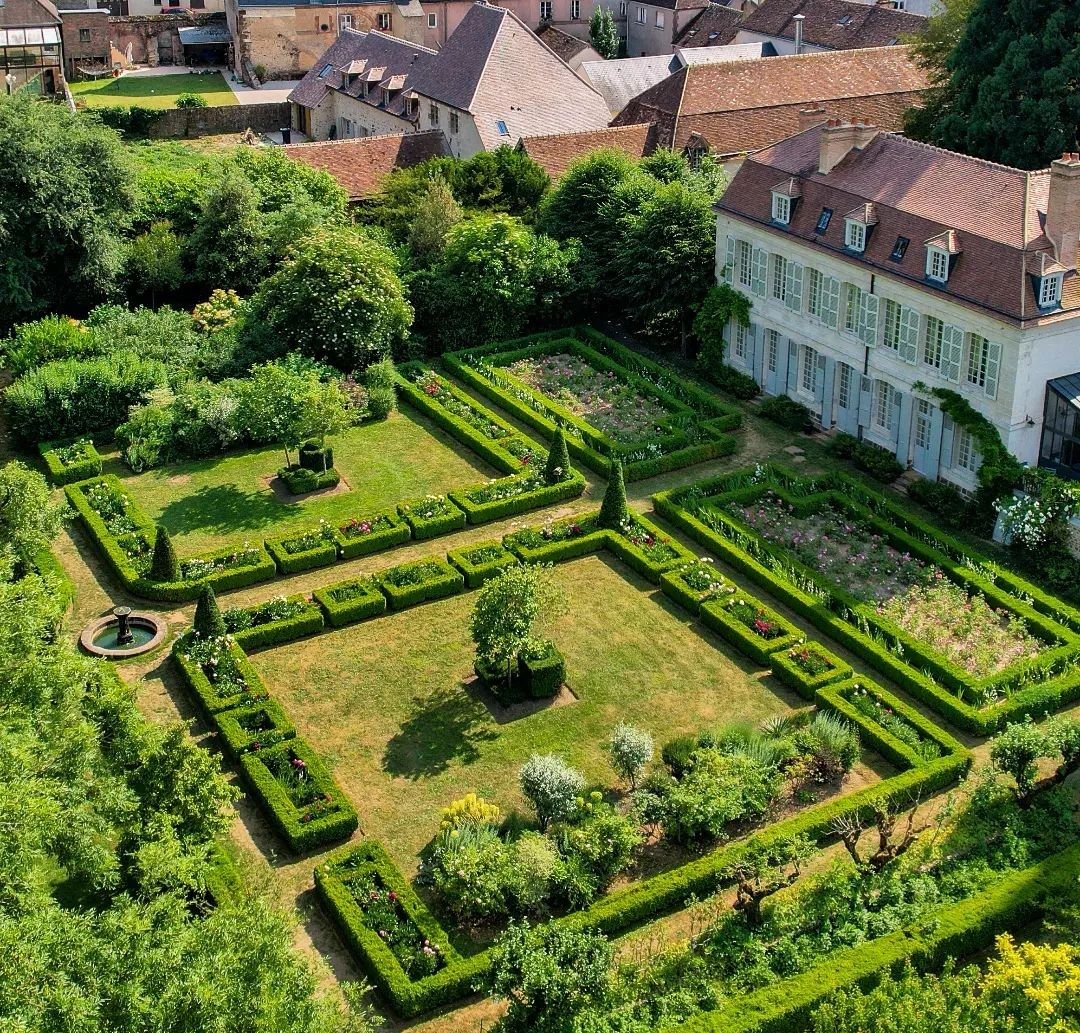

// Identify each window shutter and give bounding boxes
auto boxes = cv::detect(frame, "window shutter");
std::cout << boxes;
[787,341,799,392]
[746,322,759,379]
[892,388,902,445]
[942,324,964,382]
[723,235,735,284]
[814,353,826,403]
[822,276,840,328]
[940,414,954,467]
[984,340,1001,398]
[751,248,767,297]
[858,375,873,427]
[785,262,803,312]
[898,307,919,363]
[859,293,879,347]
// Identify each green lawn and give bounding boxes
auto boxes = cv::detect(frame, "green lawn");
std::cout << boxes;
[253,555,803,872]
[110,409,499,556]
[70,72,237,109]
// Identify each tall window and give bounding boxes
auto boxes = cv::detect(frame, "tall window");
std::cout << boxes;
[1039,274,1062,308]
[636,5,645,21]
[736,240,753,289]
[955,429,979,472]
[873,380,894,432]
[429,103,439,126]
[966,334,999,398]
[427,12,437,26]
[449,111,459,133]
[926,247,949,282]
[571,0,580,17]
[882,298,901,350]
[800,345,817,395]
[377,11,391,28]
[843,284,864,335]
[339,12,353,28]
[771,255,788,302]
[922,316,944,370]
[733,323,747,361]
[655,9,664,26]
[541,0,552,17]
[766,329,779,373]
[914,398,932,450]
[837,363,852,408]
[807,268,823,317]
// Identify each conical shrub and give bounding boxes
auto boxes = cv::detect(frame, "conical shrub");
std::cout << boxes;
[544,427,572,484]
[149,525,180,582]
[193,585,226,639]
[598,461,628,529]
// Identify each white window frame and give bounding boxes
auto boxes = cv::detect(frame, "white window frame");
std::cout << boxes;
[766,329,778,373]
[619,0,626,12]
[922,316,944,370]
[655,9,664,26]
[736,240,753,289]
[926,246,950,283]
[339,12,353,29]
[800,345,818,396]
[914,398,932,450]
[636,5,645,21]
[571,0,580,17]
[429,103,439,127]
[541,0,552,17]
[882,298,901,351]
[732,323,747,361]
[873,380,894,432]
[955,428,979,472]
[427,12,437,27]
[844,219,866,252]
[449,110,459,134]
[771,191,792,225]
[771,254,788,303]
[843,283,863,336]
[965,333,1000,399]
[1039,274,1063,308]
[837,362,852,408]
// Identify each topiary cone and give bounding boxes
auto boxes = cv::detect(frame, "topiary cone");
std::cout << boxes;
[149,525,180,582]
[598,461,628,529]
[544,427,572,484]
[193,585,226,639]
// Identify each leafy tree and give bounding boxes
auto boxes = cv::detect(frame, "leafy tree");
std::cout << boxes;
[907,0,1080,168]
[606,723,653,789]
[471,564,561,687]
[240,361,318,467]
[127,220,184,307]
[1045,715,1080,784]
[537,148,638,246]
[240,229,412,372]
[303,379,351,468]
[0,93,134,325]
[193,585,225,639]
[725,834,814,925]
[453,147,550,219]
[518,754,586,830]
[150,526,180,582]
[980,934,1080,1031]
[186,172,269,292]
[0,462,67,577]
[488,920,614,1033]
[990,720,1052,802]
[589,5,620,59]
[543,427,572,484]
[598,461,628,529]
[407,173,462,265]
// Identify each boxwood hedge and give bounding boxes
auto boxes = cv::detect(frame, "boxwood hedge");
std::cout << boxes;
[447,540,519,588]
[313,576,388,627]
[39,438,103,485]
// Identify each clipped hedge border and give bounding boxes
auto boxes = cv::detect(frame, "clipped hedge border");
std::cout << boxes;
[239,738,358,853]
[39,438,103,485]
[671,842,1080,1033]
[173,638,272,716]
[227,597,325,650]
[31,546,75,612]
[449,471,586,525]
[397,498,468,541]
[334,512,411,560]
[447,540,519,588]
[768,642,852,701]
[700,594,801,666]
[377,557,465,610]
[265,533,339,575]
[215,698,297,758]
[313,576,388,627]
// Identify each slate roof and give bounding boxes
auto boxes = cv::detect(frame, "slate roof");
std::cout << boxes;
[518,122,657,178]
[673,2,742,47]
[283,131,450,198]
[735,0,925,49]
[535,23,592,63]
[611,45,927,155]
[718,126,1075,324]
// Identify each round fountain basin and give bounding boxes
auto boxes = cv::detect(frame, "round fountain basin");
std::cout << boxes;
[80,613,166,658]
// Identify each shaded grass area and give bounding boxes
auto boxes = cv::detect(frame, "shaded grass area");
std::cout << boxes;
[111,409,499,556]
[70,72,237,109]
[252,555,801,872]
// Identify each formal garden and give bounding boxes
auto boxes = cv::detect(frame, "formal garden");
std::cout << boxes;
[3,90,1079,1033]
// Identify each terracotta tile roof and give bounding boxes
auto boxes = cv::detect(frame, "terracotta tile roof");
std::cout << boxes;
[407,2,611,150]
[288,29,434,113]
[283,131,451,199]
[518,123,658,178]
[718,126,1071,324]
[535,23,592,63]
[673,2,742,47]
[611,45,927,155]
[735,0,926,50]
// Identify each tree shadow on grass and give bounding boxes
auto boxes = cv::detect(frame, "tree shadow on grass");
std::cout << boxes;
[382,684,497,780]
[157,482,286,538]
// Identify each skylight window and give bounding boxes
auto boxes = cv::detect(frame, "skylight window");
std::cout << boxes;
[890,236,909,262]
[496,119,509,136]
[815,207,833,234]
[837,14,853,25]
[318,63,333,78]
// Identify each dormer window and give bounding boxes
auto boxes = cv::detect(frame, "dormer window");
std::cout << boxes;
[926,246,950,283]
[771,192,792,225]
[1039,273,1064,309]
[844,219,866,253]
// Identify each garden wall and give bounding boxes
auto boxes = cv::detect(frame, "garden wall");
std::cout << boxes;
[148,101,291,138]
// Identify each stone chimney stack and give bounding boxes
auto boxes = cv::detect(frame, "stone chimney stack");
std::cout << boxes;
[1045,152,1080,269]
[792,13,805,54]
[798,103,827,132]
[818,120,879,176]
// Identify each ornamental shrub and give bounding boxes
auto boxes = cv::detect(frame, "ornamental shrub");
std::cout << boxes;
[193,585,226,639]
[149,526,180,582]
[759,395,810,432]
[989,720,1052,800]
[598,461,628,529]
[366,385,396,421]
[544,427,571,485]
[175,92,208,109]
[519,754,586,831]
[606,723,653,789]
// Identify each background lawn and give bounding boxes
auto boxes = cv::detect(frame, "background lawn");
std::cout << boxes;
[110,409,500,556]
[70,72,237,109]
[253,555,804,872]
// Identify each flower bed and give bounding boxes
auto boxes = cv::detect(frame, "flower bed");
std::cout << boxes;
[334,511,411,560]
[700,594,802,666]
[265,522,340,575]
[313,576,388,627]
[223,594,324,649]
[842,682,942,764]
[397,495,467,540]
[376,557,465,610]
[39,437,102,485]
[449,470,586,525]
[447,540,519,588]
[174,634,271,715]
[660,560,735,614]
[770,641,852,700]
[215,698,296,758]
[505,514,606,564]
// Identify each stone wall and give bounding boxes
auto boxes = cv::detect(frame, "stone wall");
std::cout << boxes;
[108,12,224,65]
[147,99,289,137]
[62,10,112,79]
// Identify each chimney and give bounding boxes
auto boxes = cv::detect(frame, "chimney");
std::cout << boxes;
[798,103,827,132]
[818,120,879,175]
[792,13,804,54]
[1045,152,1080,269]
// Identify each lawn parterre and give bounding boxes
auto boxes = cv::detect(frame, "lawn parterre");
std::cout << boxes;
[444,327,741,480]
[69,72,238,109]
[655,465,1080,734]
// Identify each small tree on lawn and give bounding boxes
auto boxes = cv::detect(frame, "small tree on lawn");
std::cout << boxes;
[241,361,315,470]
[470,564,562,690]
[518,753,585,830]
[193,585,225,639]
[598,461,628,529]
[589,6,620,59]
[303,379,351,471]
[543,427,571,484]
[606,723,653,789]
[990,720,1052,804]
[150,526,180,582]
